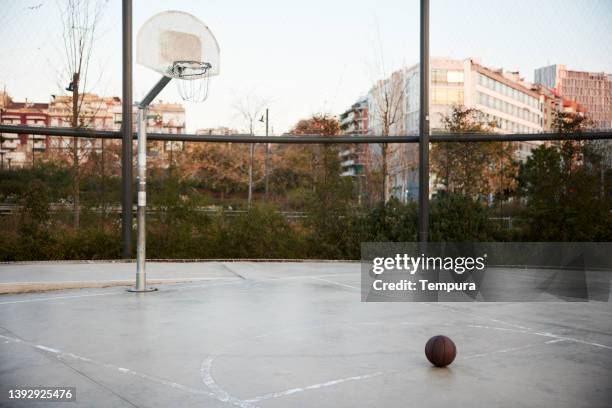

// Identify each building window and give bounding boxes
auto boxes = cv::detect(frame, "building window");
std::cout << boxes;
[433,69,463,84]
[432,87,464,104]
[447,70,464,83]
[432,69,447,83]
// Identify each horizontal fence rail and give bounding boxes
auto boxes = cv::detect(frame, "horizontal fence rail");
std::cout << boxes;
[0,204,524,225]
[1,124,612,144]
[0,204,307,218]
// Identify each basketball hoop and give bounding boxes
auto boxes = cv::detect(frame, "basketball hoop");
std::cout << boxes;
[137,10,220,102]
[168,61,212,102]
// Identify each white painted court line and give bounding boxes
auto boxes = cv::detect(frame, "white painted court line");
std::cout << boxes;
[0,334,215,399]
[468,324,530,334]
[35,344,61,353]
[468,324,612,351]
[426,303,612,352]
[489,318,531,330]
[200,320,388,408]
[245,371,383,403]
[201,352,382,408]
[310,276,360,290]
[201,356,256,408]
[532,331,612,350]
[463,341,555,359]
[545,338,568,344]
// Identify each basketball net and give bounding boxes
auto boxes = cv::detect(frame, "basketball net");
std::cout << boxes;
[168,61,212,102]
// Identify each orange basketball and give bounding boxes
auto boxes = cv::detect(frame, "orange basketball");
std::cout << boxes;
[425,335,456,367]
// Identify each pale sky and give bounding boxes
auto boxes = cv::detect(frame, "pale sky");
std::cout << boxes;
[1,0,611,134]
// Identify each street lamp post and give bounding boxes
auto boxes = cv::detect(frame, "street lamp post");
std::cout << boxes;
[260,108,270,200]
[248,135,254,208]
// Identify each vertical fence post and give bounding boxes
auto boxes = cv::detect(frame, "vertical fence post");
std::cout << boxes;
[418,0,430,244]
[121,0,133,259]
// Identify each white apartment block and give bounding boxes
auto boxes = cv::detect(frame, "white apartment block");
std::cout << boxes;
[379,57,544,202]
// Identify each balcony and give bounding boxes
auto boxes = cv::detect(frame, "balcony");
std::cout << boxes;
[1,140,18,150]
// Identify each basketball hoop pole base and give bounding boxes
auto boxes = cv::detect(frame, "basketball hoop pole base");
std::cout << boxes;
[128,287,158,293]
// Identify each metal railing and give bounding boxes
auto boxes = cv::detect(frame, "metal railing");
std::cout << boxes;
[2,124,611,144]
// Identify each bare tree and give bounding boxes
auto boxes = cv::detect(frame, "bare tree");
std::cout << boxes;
[368,69,405,203]
[58,0,106,229]
[232,92,267,208]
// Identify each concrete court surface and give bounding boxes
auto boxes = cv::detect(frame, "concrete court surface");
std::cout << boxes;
[0,262,611,407]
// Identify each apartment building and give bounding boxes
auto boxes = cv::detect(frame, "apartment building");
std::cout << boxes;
[0,92,186,168]
[0,97,49,168]
[49,93,121,129]
[48,93,122,154]
[383,57,544,202]
[531,84,587,131]
[338,96,369,172]
[339,97,369,136]
[535,64,612,129]
[146,102,186,162]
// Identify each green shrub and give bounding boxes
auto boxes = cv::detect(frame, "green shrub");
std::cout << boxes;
[429,194,501,242]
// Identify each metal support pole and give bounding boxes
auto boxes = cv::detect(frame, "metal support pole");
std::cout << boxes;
[129,107,156,292]
[140,76,172,108]
[135,107,147,290]
[248,142,254,208]
[121,0,133,259]
[128,76,170,293]
[264,108,270,199]
[418,0,430,244]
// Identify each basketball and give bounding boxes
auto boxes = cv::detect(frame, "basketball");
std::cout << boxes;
[425,335,456,367]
